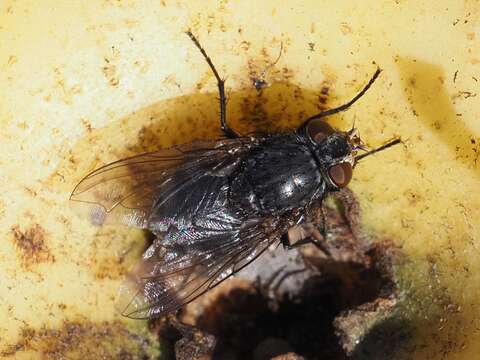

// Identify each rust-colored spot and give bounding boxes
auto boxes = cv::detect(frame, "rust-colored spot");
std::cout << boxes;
[81,118,93,133]
[7,55,17,66]
[240,40,250,51]
[11,224,54,270]
[318,85,330,105]
[102,61,120,87]
[340,22,353,35]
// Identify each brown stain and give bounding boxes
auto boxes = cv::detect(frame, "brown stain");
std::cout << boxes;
[397,58,479,176]
[1,320,155,358]
[340,22,353,35]
[102,47,121,87]
[102,61,120,87]
[91,254,128,281]
[11,224,55,271]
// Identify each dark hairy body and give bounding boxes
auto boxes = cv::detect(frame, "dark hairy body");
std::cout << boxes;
[71,32,400,319]
[230,134,324,214]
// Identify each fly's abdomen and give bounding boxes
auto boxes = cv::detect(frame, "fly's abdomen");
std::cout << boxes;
[230,136,324,214]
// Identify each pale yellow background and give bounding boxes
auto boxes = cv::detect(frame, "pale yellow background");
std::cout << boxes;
[0,0,479,358]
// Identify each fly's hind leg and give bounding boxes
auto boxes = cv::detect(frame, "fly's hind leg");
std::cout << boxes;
[186,31,240,138]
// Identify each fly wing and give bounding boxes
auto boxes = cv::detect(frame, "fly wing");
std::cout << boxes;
[70,139,254,228]
[116,212,299,319]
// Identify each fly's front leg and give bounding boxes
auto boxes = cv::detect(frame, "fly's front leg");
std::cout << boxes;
[333,187,365,243]
[281,222,330,256]
[186,31,240,139]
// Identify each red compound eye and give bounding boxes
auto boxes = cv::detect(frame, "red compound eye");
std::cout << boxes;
[329,162,352,187]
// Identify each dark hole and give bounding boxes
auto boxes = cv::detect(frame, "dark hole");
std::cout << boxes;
[194,262,384,359]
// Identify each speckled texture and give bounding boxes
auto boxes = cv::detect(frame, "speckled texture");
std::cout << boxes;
[0,0,479,358]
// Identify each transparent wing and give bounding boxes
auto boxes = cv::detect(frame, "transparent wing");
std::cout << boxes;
[116,213,298,319]
[70,139,253,228]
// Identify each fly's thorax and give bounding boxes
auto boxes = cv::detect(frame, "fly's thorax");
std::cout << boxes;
[229,135,326,215]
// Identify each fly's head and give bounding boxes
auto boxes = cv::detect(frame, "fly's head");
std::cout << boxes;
[303,119,367,190]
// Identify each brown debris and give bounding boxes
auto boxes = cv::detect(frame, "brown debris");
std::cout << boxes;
[174,322,216,360]
[11,224,55,270]
[1,320,155,359]
[102,58,120,87]
[154,316,216,360]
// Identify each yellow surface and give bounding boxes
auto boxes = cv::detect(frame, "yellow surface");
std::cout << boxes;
[0,0,479,358]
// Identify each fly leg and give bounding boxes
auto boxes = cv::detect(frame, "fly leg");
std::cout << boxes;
[299,68,381,127]
[186,31,240,138]
[281,222,331,256]
[333,188,367,246]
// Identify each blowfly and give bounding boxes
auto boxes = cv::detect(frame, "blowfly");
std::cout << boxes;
[70,32,401,319]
